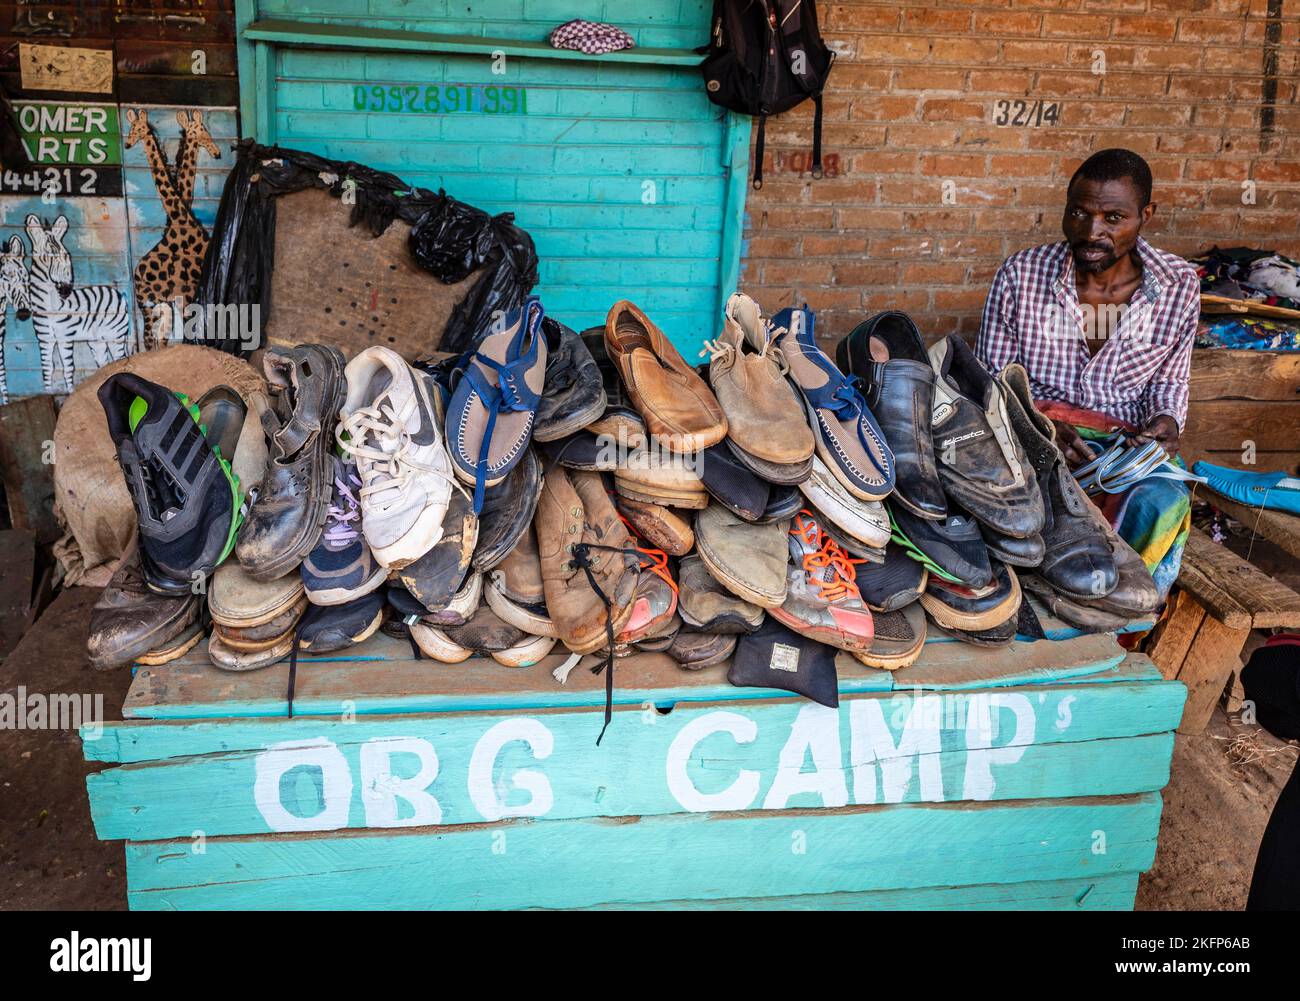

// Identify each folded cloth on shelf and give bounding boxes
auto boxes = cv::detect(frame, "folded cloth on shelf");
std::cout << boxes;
[548,20,635,55]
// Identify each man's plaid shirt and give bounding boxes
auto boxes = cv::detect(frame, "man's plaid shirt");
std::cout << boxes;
[975,237,1200,429]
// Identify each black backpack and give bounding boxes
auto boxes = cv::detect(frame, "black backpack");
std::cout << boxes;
[700,0,835,189]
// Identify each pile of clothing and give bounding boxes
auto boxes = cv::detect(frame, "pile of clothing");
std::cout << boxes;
[1192,246,1300,311]
[84,295,1160,722]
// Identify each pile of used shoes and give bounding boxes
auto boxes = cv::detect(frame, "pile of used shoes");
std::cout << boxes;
[86,292,1157,731]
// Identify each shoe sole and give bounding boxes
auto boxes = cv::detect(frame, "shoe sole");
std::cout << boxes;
[210,588,308,630]
[614,481,709,510]
[134,621,207,666]
[984,538,1045,569]
[849,603,927,670]
[531,399,608,443]
[802,493,891,552]
[370,501,450,570]
[304,564,389,607]
[889,490,948,522]
[215,622,299,653]
[409,622,474,663]
[919,570,1022,632]
[694,535,787,609]
[451,460,507,492]
[726,437,814,485]
[768,606,874,652]
[491,633,557,668]
[851,638,923,671]
[485,582,558,638]
[207,631,294,672]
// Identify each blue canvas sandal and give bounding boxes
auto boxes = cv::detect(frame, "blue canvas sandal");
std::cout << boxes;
[772,304,895,502]
[446,296,547,513]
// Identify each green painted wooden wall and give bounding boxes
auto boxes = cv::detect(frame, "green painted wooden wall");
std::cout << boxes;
[235,0,748,354]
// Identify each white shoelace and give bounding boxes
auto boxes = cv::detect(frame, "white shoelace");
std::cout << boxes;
[336,401,457,508]
[699,323,791,374]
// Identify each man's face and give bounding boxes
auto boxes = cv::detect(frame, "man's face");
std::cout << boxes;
[1062,176,1153,274]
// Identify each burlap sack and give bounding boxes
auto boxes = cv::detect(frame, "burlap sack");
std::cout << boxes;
[53,344,265,580]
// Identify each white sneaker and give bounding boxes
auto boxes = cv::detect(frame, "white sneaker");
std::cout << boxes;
[337,346,461,569]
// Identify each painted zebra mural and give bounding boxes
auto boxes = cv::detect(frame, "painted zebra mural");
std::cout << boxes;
[24,213,133,393]
[0,235,34,405]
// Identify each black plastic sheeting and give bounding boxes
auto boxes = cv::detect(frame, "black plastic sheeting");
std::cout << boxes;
[194,139,538,356]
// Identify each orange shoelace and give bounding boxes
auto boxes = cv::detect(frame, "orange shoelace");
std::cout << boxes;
[616,510,680,599]
[792,510,863,604]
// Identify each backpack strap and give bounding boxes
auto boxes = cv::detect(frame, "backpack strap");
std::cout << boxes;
[811,92,824,179]
[753,113,767,190]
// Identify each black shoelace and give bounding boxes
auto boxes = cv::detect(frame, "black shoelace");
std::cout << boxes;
[570,540,655,746]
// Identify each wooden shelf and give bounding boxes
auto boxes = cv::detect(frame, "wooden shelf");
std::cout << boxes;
[243,18,703,67]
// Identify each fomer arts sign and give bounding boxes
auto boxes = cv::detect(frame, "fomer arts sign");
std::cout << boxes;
[239,694,1088,834]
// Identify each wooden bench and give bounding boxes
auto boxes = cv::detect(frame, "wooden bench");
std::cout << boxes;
[1181,348,1300,474]
[1149,526,1300,733]
[81,605,1182,911]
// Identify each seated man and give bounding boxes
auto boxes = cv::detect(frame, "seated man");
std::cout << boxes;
[976,148,1199,599]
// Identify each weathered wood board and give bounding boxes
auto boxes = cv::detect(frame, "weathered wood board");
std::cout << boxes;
[122,793,1163,910]
[82,621,1185,910]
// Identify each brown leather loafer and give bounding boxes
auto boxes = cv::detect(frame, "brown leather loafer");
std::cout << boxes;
[604,300,726,453]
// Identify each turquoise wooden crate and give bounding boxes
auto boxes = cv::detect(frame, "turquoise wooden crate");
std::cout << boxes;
[233,0,748,356]
[80,615,1185,910]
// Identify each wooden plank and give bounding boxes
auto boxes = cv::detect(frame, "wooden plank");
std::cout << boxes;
[1183,446,1300,475]
[1188,349,1300,402]
[1147,590,1207,680]
[122,630,1134,720]
[84,683,1183,840]
[1200,293,1300,320]
[1180,527,1300,629]
[242,19,704,66]
[0,396,58,544]
[560,873,1142,911]
[1182,400,1300,457]
[89,654,1174,765]
[1201,489,1300,564]
[122,792,1165,910]
[1175,615,1250,734]
[0,529,34,659]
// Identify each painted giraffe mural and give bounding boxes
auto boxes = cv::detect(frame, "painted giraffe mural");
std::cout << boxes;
[124,108,221,350]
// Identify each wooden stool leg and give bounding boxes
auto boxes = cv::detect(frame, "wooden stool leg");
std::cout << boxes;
[1174,616,1251,734]
[1148,590,1206,680]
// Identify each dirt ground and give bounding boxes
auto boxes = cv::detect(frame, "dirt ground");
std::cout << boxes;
[0,585,1294,911]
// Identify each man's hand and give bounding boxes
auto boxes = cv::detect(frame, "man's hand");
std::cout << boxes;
[1052,419,1093,469]
[1134,414,1180,458]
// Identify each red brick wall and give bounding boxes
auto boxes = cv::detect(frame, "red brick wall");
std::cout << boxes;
[738,0,1300,344]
